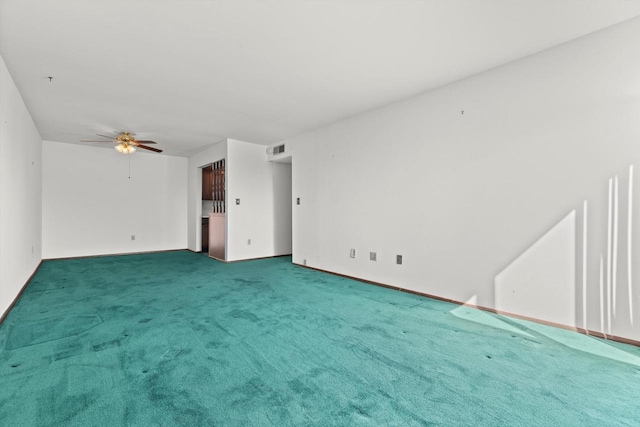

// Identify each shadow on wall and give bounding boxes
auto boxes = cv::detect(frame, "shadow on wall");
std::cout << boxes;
[493,165,636,337]
[452,165,640,365]
[494,210,576,327]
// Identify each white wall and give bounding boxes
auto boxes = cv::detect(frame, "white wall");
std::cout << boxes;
[187,139,227,252]
[187,139,291,260]
[0,54,42,317]
[226,139,290,261]
[285,17,640,341]
[42,141,187,258]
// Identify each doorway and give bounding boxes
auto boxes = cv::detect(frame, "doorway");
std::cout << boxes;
[200,159,226,260]
[272,157,292,256]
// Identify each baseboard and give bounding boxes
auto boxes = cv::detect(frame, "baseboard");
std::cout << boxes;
[224,254,292,263]
[294,263,640,348]
[44,248,189,261]
[192,253,292,263]
[0,260,42,325]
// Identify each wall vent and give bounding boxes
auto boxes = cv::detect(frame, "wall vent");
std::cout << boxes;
[273,144,285,155]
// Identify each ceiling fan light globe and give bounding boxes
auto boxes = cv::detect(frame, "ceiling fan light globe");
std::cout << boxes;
[115,143,135,154]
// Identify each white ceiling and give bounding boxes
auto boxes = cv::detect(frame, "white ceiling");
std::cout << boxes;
[2,0,640,157]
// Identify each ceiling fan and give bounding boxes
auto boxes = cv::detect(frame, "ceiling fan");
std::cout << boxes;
[81,131,163,154]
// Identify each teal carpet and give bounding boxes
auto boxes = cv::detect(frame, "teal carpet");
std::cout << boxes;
[1,251,639,426]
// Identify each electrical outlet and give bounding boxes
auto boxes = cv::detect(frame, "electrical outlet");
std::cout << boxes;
[236,198,240,205]
[396,255,403,265]
[303,259,307,266]
[131,235,135,241]
[370,252,376,261]
[350,248,356,258]
[296,197,300,205]
[247,238,251,245]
